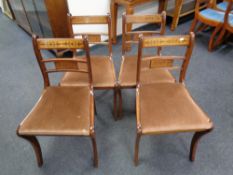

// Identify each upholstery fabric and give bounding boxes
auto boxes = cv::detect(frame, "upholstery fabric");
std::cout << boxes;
[200,8,225,22]
[139,83,213,134]
[119,55,175,87]
[60,56,116,88]
[217,2,228,11]
[18,86,92,136]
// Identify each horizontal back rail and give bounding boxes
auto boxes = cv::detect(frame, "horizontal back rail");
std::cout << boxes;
[37,38,85,50]
[142,35,191,48]
[70,15,109,24]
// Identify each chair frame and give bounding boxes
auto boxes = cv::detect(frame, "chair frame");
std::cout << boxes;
[117,12,166,118]
[190,0,227,51]
[66,14,118,120]
[134,33,213,166]
[16,35,98,167]
[215,0,233,46]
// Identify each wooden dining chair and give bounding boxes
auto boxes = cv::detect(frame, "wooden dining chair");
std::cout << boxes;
[190,0,228,51]
[117,12,175,118]
[215,0,233,46]
[134,33,214,166]
[60,14,118,120]
[17,36,98,167]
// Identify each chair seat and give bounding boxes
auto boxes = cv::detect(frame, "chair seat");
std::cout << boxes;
[18,86,92,136]
[217,2,228,11]
[200,8,225,22]
[139,83,213,134]
[119,55,175,88]
[60,56,116,88]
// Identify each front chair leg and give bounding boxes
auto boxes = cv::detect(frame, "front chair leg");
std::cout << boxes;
[90,133,98,167]
[18,134,43,167]
[189,129,212,161]
[134,133,142,166]
[190,18,198,32]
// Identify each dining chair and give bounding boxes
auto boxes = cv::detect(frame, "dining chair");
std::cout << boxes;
[215,0,233,46]
[60,14,118,120]
[117,12,175,118]
[17,36,98,167]
[134,33,214,166]
[190,0,228,51]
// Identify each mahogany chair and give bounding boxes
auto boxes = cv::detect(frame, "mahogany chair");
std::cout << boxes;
[216,0,233,46]
[117,12,175,118]
[60,14,118,120]
[134,33,214,166]
[17,36,98,167]
[190,0,228,51]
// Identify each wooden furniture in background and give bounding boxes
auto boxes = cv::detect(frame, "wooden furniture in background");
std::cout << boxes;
[117,12,175,118]
[60,14,118,120]
[216,0,233,46]
[134,33,213,166]
[110,0,167,44]
[17,36,98,167]
[7,0,69,38]
[190,0,228,51]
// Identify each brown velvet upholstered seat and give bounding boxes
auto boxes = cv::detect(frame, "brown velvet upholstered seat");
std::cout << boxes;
[119,55,175,87]
[17,36,98,168]
[139,83,213,134]
[134,33,214,166]
[18,86,91,136]
[117,12,174,117]
[61,56,116,88]
[60,14,118,119]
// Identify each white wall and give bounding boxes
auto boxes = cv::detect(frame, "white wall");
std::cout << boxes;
[67,0,175,36]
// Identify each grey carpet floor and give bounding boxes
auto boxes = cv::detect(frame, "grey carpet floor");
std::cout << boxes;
[0,12,233,175]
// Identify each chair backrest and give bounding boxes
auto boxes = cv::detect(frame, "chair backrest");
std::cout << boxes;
[67,14,112,56]
[136,32,195,86]
[224,0,233,31]
[195,0,216,13]
[122,12,166,55]
[32,35,93,88]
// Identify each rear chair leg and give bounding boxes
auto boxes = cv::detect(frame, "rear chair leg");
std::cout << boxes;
[91,133,98,167]
[134,133,142,166]
[118,88,123,119]
[113,88,118,121]
[208,25,221,51]
[94,99,97,115]
[18,134,43,167]
[189,129,212,161]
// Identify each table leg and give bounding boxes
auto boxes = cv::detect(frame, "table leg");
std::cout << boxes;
[125,5,134,50]
[171,0,183,31]
[111,0,118,44]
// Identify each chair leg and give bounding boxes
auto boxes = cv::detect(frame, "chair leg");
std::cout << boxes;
[117,88,123,119]
[197,24,208,33]
[18,135,43,167]
[94,99,97,116]
[190,18,198,32]
[90,133,98,167]
[208,26,222,52]
[215,28,226,48]
[134,133,142,166]
[189,129,212,161]
[113,88,118,121]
